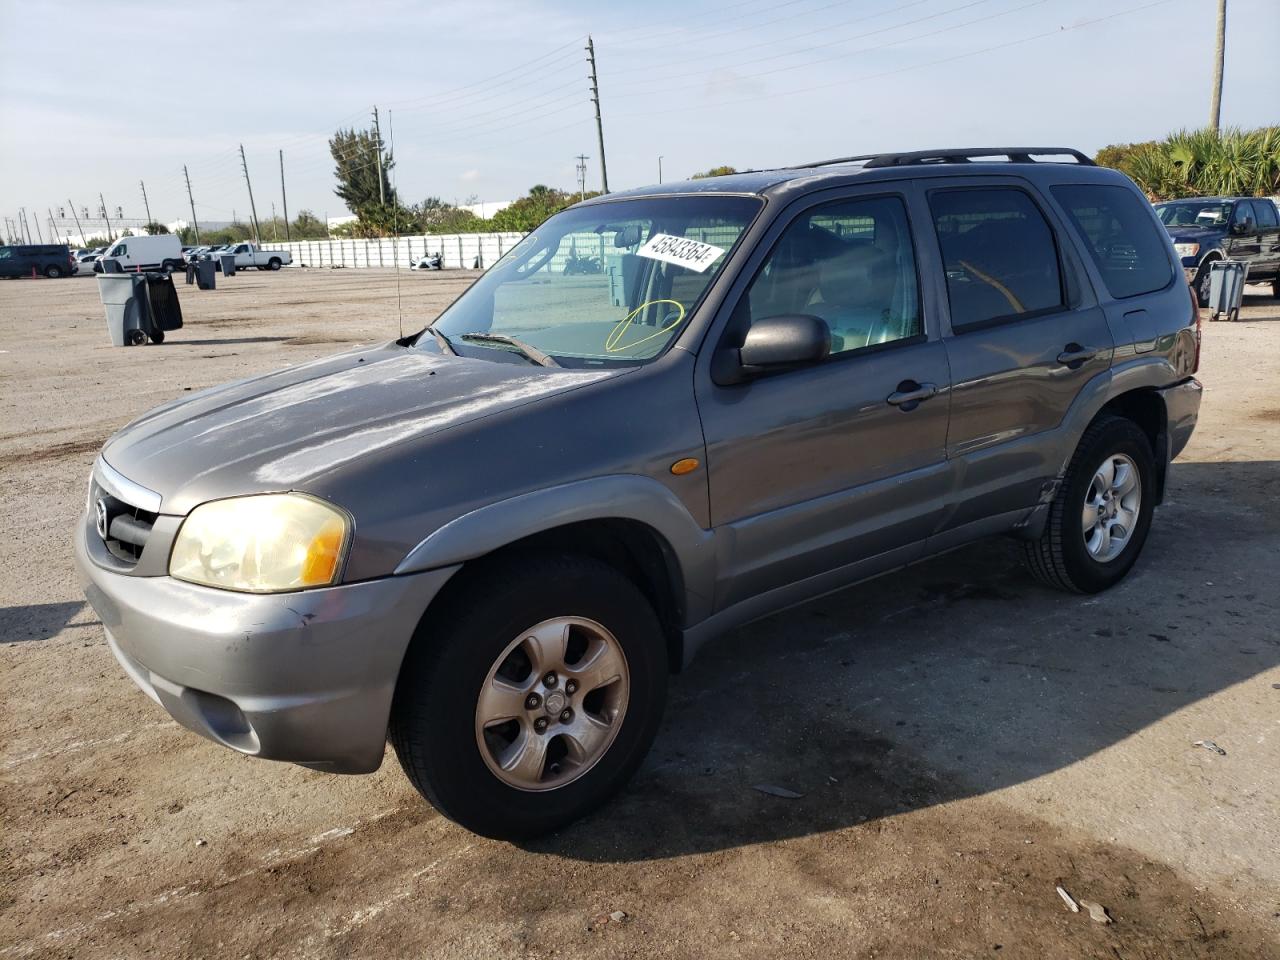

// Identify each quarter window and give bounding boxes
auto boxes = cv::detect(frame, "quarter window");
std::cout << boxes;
[1051,183,1174,300]
[929,188,1064,330]
[743,195,922,357]
[1256,201,1278,229]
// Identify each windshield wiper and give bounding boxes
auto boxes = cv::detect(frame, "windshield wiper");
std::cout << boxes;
[424,325,456,356]
[459,332,560,367]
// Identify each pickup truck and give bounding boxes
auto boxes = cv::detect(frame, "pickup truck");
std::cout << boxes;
[226,243,291,271]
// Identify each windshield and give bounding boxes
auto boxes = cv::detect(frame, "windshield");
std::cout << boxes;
[1155,200,1233,226]
[423,195,761,367]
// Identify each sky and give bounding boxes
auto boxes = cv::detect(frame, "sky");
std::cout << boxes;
[1,0,1277,239]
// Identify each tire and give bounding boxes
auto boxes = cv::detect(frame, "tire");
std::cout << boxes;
[390,554,667,839]
[44,265,63,279]
[1272,277,1279,301]
[1025,415,1156,594]
[268,257,282,271]
[150,329,165,344]
[1192,259,1216,308]
[126,329,147,346]
[161,261,177,275]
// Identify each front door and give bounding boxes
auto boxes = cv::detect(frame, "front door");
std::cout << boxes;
[696,188,951,611]
[924,179,1114,533]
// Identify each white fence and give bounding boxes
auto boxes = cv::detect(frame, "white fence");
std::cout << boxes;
[260,233,525,270]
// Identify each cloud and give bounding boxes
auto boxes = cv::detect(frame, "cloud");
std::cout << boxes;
[460,169,481,182]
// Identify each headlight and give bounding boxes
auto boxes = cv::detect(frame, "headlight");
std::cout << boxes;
[1173,242,1200,258]
[169,493,350,593]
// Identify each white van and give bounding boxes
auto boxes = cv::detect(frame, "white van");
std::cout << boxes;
[95,234,184,274]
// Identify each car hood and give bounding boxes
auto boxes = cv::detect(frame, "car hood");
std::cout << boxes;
[102,342,616,515]
[1162,224,1221,243]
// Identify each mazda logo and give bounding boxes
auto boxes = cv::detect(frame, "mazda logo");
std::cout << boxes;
[95,499,110,540]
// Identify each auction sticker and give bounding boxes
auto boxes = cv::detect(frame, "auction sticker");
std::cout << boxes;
[636,233,726,273]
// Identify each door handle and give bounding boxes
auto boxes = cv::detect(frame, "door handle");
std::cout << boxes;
[886,380,938,410]
[1056,344,1097,368]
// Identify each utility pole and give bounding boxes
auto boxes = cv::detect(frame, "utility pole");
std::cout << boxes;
[19,207,32,243]
[279,149,291,240]
[139,180,152,227]
[1209,0,1226,132]
[239,143,261,242]
[658,156,664,184]
[68,199,87,247]
[586,36,609,194]
[183,165,201,243]
[99,194,113,242]
[575,154,589,201]
[271,201,278,240]
[372,106,386,206]
[34,215,44,244]
[48,207,58,243]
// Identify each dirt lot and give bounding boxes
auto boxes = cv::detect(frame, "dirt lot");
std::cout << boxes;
[1,269,1278,959]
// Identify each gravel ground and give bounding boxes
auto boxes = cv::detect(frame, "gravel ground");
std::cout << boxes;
[1,269,1278,959]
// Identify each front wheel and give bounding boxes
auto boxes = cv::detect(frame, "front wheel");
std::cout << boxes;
[390,555,667,839]
[1025,415,1156,593]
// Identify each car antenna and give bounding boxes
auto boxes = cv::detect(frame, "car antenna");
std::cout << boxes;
[389,108,404,340]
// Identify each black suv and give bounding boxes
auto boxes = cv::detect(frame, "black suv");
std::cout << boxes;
[0,244,74,279]
[1155,196,1280,304]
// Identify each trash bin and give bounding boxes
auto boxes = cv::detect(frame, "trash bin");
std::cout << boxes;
[143,273,184,344]
[98,274,150,346]
[102,258,123,274]
[185,261,196,285]
[196,259,216,290]
[219,254,236,276]
[1208,260,1249,321]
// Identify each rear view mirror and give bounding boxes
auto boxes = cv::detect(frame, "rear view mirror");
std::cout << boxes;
[722,314,830,382]
[612,225,642,249]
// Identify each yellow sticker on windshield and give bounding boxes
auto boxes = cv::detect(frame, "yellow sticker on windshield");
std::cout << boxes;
[605,300,687,353]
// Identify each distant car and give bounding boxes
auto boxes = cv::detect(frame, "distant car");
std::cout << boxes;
[225,242,291,271]
[411,252,443,270]
[1155,197,1280,303]
[94,235,184,274]
[0,243,74,279]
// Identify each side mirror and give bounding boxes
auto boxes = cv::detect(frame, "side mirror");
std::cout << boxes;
[718,314,830,383]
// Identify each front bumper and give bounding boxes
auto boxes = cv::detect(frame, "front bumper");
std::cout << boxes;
[74,515,458,773]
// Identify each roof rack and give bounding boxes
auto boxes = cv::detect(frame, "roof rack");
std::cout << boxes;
[796,147,1095,169]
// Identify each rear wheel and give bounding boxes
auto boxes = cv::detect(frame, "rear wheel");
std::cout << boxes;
[1025,415,1156,593]
[126,329,147,346]
[390,555,667,839]
[268,257,282,270]
[149,329,165,344]
[1272,277,1279,300]
[44,265,64,279]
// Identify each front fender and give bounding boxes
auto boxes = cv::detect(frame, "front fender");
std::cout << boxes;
[393,474,717,625]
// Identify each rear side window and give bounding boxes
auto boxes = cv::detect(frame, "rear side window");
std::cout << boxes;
[1257,201,1278,229]
[929,188,1064,331]
[1051,183,1174,300]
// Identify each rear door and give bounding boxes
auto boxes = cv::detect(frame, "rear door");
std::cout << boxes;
[924,178,1113,536]
[1224,200,1264,272]
[1252,198,1280,278]
[695,184,952,610]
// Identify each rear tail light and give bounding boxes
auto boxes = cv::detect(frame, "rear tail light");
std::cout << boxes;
[1189,281,1202,374]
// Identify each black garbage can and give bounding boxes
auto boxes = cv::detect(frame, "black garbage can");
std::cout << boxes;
[102,258,123,274]
[143,273,184,344]
[185,262,196,285]
[220,254,236,276]
[196,259,216,290]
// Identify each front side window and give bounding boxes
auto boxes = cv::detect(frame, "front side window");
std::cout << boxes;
[427,195,760,367]
[930,187,1064,330]
[742,195,922,356]
[1051,183,1173,299]
[115,244,127,256]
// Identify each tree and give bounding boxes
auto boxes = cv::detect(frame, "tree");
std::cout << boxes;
[330,126,395,218]
[1094,142,1157,181]
[489,185,599,233]
[691,165,738,179]
[290,210,328,239]
[1110,127,1280,201]
[143,221,170,235]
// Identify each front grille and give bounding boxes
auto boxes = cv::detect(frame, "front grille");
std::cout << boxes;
[90,477,158,565]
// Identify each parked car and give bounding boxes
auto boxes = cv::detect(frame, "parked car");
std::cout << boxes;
[0,243,74,278]
[94,234,184,274]
[223,242,291,271]
[1155,196,1280,303]
[76,147,1202,839]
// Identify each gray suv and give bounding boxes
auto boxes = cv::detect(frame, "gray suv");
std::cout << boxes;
[75,148,1203,838]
